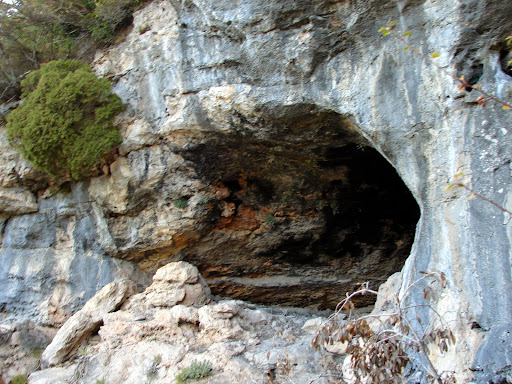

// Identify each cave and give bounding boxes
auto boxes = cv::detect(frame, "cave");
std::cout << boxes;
[180,105,420,309]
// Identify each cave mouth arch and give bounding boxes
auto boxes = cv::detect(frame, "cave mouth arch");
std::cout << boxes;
[181,104,420,310]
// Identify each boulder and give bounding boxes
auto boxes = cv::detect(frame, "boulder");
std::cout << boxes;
[153,261,201,284]
[41,279,137,367]
[123,261,211,310]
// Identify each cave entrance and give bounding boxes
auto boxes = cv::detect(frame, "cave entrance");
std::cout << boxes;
[181,105,420,310]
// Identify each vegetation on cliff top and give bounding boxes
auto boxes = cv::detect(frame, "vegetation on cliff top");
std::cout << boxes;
[0,0,148,102]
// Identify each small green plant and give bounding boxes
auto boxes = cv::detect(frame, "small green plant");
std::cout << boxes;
[138,24,151,34]
[264,215,275,228]
[329,201,340,215]
[146,354,162,381]
[6,60,123,180]
[96,379,105,384]
[197,195,211,204]
[147,368,157,381]
[506,34,512,68]
[316,200,327,210]
[280,190,293,204]
[78,346,88,356]
[31,348,42,358]
[11,375,27,384]
[172,197,189,209]
[176,360,213,383]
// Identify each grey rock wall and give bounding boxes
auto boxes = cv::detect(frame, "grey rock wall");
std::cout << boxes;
[1,0,512,382]
[0,156,151,325]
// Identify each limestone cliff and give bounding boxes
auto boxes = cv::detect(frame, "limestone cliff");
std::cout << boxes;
[1,0,512,382]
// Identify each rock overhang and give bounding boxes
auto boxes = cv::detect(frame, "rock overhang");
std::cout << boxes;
[104,102,420,309]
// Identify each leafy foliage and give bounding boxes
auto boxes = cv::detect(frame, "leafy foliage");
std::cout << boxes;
[11,375,28,384]
[197,194,211,204]
[88,0,145,44]
[264,214,275,228]
[172,197,189,209]
[5,59,123,179]
[0,0,148,101]
[176,360,213,383]
[446,173,512,215]
[312,272,456,384]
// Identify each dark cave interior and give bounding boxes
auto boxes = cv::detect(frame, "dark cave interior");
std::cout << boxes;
[181,107,420,309]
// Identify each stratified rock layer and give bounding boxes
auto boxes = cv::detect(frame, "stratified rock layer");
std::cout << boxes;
[1,0,512,382]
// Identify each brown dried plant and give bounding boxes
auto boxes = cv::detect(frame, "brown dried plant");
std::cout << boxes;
[311,272,456,384]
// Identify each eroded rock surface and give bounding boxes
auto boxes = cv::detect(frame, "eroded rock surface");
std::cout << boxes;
[83,0,423,310]
[0,322,56,381]
[1,0,512,382]
[0,128,151,325]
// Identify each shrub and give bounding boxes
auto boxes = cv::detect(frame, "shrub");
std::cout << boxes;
[0,0,149,101]
[11,375,27,384]
[312,272,456,384]
[88,0,146,44]
[5,59,123,180]
[176,360,213,383]
[172,197,189,209]
[264,214,275,228]
[197,194,211,204]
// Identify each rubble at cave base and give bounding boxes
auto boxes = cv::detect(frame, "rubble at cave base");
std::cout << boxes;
[29,262,349,384]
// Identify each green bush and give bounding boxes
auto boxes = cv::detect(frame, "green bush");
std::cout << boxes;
[6,59,123,180]
[172,197,189,209]
[176,360,212,383]
[11,375,27,384]
[264,214,275,228]
[88,0,146,44]
[0,0,149,101]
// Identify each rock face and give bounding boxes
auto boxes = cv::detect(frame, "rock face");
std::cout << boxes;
[88,0,423,310]
[0,321,56,380]
[1,0,512,382]
[0,128,152,326]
